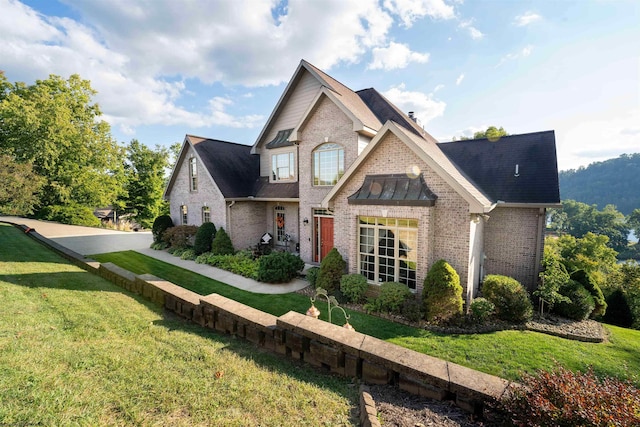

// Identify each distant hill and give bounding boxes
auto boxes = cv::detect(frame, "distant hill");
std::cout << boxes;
[559,153,640,215]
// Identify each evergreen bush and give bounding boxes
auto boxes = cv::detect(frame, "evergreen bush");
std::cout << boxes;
[482,275,533,323]
[316,248,346,293]
[422,259,463,322]
[194,222,217,255]
[570,269,607,317]
[340,274,369,303]
[256,251,304,283]
[366,282,412,314]
[554,280,595,320]
[211,227,234,255]
[602,289,634,327]
[401,297,423,323]
[152,215,174,243]
[306,267,320,288]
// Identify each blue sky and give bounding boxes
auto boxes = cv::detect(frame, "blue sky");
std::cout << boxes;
[2,0,638,170]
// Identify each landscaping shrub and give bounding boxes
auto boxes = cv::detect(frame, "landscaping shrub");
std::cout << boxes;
[180,248,197,260]
[401,297,423,323]
[150,241,168,250]
[365,282,413,314]
[306,266,320,288]
[152,215,174,243]
[198,252,259,279]
[469,298,495,322]
[602,289,634,327]
[554,280,596,321]
[570,269,607,317]
[316,248,346,293]
[256,251,305,283]
[162,225,198,249]
[37,204,101,227]
[340,274,369,303]
[422,259,463,322]
[194,222,217,255]
[211,227,234,255]
[482,275,533,323]
[499,365,640,427]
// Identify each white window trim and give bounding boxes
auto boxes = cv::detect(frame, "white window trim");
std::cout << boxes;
[313,143,344,186]
[269,148,297,183]
[189,157,198,192]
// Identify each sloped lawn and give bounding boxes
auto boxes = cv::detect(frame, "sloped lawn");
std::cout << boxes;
[93,250,640,386]
[0,224,356,426]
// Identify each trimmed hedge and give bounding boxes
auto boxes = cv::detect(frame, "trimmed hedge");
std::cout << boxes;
[365,282,413,314]
[316,248,346,293]
[554,280,595,321]
[482,275,533,323]
[256,251,304,283]
[340,274,369,303]
[422,259,463,322]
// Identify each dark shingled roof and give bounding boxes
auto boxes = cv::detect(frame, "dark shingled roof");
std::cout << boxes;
[438,131,560,204]
[252,176,299,199]
[356,88,423,137]
[191,137,260,198]
[348,174,437,206]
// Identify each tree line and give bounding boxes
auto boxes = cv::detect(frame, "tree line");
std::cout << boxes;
[0,72,180,229]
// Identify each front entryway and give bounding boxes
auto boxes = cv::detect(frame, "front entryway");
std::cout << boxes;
[313,209,334,262]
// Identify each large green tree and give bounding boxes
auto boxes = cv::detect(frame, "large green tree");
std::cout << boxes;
[548,200,629,252]
[0,154,45,215]
[0,74,124,210]
[120,139,170,229]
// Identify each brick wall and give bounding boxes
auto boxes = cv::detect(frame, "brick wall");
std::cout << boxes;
[228,201,267,251]
[167,145,227,231]
[484,207,542,290]
[330,133,472,296]
[297,95,360,263]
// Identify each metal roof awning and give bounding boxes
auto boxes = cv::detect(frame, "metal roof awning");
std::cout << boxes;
[265,128,294,149]
[348,173,437,206]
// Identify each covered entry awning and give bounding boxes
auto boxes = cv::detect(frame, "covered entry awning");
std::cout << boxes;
[347,173,437,206]
[265,128,294,149]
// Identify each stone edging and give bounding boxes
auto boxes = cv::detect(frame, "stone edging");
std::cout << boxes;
[359,385,380,427]
[13,221,514,420]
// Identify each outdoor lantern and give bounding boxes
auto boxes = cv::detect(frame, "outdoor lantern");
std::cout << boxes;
[306,304,320,319]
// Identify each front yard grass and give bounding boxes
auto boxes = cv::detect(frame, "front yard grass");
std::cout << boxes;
[93,250,640,386]
[0,224,356,426]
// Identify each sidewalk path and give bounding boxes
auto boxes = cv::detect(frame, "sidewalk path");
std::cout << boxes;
[1,216,309,294]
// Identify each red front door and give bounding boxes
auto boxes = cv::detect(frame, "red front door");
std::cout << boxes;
[319,217,334,260]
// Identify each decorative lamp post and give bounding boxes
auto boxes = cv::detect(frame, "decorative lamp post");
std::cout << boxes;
[307,288,355,331]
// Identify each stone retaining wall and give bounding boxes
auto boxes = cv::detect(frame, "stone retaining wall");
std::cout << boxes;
[18,222,513,420]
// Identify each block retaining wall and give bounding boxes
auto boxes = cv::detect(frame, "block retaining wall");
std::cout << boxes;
[18,223,513,420]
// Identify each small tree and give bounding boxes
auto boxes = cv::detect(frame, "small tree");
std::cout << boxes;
[535,246,571,316]
[194,222,217,255]
[316,248,346,293]
[211,227,234,255]
[422,259,463,322]
[152,215,174,243]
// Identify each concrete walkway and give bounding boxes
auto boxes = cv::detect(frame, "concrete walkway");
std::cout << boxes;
[1,216,310,295]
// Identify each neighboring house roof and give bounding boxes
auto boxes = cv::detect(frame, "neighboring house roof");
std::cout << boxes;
[438,131,561,206]
[324,121,494,213]
[348,173,437,206]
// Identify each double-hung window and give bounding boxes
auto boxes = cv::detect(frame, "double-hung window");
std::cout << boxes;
[271,152,295,181]
[189,157,198,191]
[313,143,344,186]
[181,205,188,225]
[202,206,210,223]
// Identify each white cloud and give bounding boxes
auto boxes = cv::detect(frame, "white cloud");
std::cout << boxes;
[495,45,534,67]
[455,73,464,85]
[458,19,484,39]
[383,0,455,27]
[383,83,446,125]
[368,42,429,70]
[514,11,542,27]
[433,84,445,92]
[207,97,264,129]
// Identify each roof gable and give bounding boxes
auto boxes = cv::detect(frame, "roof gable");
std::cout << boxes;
[439,131,561,205]
[165,135,259,199]
[323,121,493,213]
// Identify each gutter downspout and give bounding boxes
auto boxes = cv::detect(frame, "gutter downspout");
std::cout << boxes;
[226,201,236,234]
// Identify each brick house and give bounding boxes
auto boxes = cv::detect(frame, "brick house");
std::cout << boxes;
[164,59,560,301]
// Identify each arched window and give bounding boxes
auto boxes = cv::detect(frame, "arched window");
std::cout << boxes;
[313,143,344,186]
[274,206,286,244]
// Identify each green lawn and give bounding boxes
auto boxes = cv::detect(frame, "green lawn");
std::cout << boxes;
[92,250,640,386]
[0,224,356,426]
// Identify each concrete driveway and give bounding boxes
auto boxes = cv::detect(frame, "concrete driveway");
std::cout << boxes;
[0,216,153,256]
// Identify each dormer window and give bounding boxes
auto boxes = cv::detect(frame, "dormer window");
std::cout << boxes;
[313,143,344,186]
[189,157,197,191]
[271,151,295,182]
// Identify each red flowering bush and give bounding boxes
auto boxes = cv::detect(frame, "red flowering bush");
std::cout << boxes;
[500,365,640,426]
